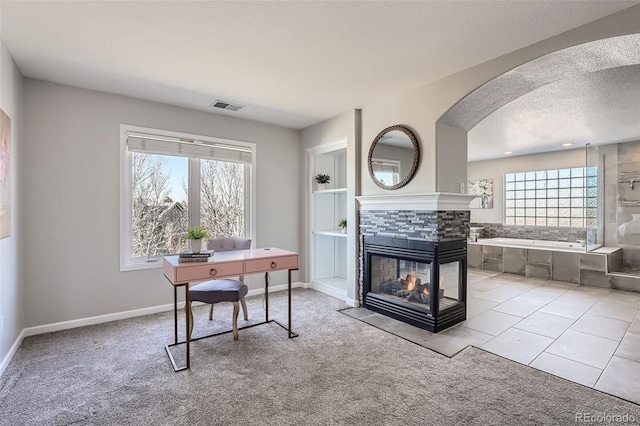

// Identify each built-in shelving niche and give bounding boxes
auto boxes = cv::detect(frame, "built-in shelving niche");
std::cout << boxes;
[308,140,348,301]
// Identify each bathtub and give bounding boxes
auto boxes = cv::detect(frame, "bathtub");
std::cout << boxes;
[476,237,585,253]
[467,237,620,286]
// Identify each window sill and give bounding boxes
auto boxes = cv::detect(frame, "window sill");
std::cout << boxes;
[120,258,164,272]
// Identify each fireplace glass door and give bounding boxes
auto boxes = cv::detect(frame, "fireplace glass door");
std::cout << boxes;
[369,256,465,314]
[438,261,463,312]
[363,236,467,332]
[369,255,434,312]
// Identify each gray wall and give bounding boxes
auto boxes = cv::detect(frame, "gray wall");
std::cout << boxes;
[468,140,640,254]
[0,40,25,367]
[23,80,300,327]
[306,6,640,301]
[359,6,640,197]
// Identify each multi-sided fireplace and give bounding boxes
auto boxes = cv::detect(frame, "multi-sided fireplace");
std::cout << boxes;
[363,236,467,333]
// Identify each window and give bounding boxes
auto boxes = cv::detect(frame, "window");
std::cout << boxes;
[371,158,401,186]
[120,125,255,271]
[504,167,597,227]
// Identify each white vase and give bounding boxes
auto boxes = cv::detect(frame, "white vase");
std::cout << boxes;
[341,227,346,234]
[189,239,202,254]
[317,183,326,191]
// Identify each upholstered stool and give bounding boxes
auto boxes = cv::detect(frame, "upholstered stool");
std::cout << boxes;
[186,237,252,340]
[187,279,248,340]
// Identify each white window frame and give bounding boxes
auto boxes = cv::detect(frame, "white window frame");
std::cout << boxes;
[119,124,256,271]
[371,158,401,186]
[503,167,597,228]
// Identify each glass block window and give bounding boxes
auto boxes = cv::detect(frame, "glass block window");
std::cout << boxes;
[505,167,597,227]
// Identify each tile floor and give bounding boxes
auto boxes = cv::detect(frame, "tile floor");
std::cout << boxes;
[343,268,640,405]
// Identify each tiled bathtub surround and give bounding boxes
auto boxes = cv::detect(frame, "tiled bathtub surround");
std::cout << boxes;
[468,242,621,288]
[471,223,585,243]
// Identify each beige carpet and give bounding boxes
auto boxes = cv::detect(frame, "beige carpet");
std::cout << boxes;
[0,288,638,425]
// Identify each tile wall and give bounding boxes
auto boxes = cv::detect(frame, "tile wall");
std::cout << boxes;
[470,223,585,242]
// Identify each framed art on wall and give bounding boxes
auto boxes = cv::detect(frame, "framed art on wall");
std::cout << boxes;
[468,178,493,209]
[0,108,11,239]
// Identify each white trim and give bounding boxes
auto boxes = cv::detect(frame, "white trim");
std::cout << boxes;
[0,284,306,376]
[345,298,358,307]
[307,137,349,304]
[357,193,476,211]
[0,329,26,378]
[23,283,305,336]
[22,303,179,337]
[249,146,257,246]
[313,188,347,194]
[119,124,257,271]
[309,280,348,301]
[306,137,348,156]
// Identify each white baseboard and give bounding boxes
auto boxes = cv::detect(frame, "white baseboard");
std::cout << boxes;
[22,303,180,338]
[0,282,305,378]
[345,298,358,307]
[0,328,26,379]
[309,281,347,301]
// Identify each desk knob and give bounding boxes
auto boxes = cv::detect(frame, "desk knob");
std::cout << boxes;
[271,262,277,269]
[210,268,218,277]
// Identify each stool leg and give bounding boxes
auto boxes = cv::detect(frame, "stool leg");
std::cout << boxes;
[232,302,239,340]
[186,301,194,340]
[209,303,214,321]
[240,297,248,320]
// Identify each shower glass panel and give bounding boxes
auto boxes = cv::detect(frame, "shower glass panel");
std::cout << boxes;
[586,144,602,252]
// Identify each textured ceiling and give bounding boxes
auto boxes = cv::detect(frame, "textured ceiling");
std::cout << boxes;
[1,1,637,130]
[468,64,640,161]
[456,34,640,162]
[441,35,640,132]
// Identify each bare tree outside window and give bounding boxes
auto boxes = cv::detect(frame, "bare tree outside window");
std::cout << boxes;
[200,160,245,238]
[131,153,188,258]
[122,126,253,270]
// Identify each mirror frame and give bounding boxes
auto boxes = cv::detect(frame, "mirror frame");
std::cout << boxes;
[368,125,420,190]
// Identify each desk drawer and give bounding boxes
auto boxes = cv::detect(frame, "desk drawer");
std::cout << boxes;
[176,261,244,283]
[245,255,298,274]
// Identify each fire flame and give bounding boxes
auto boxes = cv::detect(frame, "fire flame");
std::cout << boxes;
[406,269,416,291]
[405,269,429,294]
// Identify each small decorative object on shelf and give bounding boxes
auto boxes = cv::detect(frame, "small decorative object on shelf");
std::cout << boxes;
[338,218,347,233]
[314,173,331,191]
[184,226,209,254]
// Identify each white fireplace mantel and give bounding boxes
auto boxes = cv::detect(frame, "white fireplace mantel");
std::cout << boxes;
[356,193,476,211]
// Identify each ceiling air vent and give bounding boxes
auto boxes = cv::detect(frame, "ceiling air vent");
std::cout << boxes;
[211,100,244,112]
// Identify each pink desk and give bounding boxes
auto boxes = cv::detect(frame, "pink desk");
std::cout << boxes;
[163,247,299,371]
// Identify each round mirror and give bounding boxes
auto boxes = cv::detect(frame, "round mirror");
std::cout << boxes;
[368,125,420,190]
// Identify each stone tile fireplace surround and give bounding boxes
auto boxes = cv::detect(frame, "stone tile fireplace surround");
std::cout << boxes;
[357,193,475,332]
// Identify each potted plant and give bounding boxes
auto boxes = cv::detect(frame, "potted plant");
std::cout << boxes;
[184,226,209,254]
[338,218,347,233]
[314,173,331,191]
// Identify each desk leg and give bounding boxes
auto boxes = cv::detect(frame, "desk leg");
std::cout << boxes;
[185,284,190,370]
[173,285,178,345]
[288,268,292,338]
[264,272,269,322]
